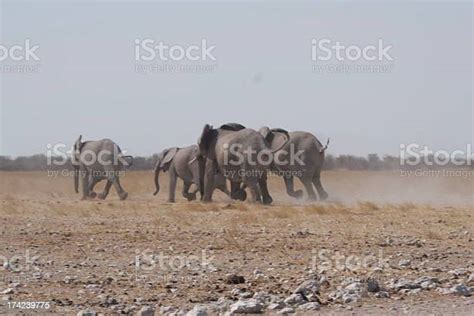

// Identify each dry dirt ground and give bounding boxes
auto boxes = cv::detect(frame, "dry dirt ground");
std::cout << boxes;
[0,170,473,315]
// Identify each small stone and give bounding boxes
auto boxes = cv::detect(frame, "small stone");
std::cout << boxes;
[398,259,411,268]
[298,302,320,311]
[375,291,390,298]
[278,307,295,314]
[159,306,176,314]
[1,288,13,295]
[283,293,306,306]
[448,268,469,277]
[452,284,471,297]
[186,304,208,316]
[267,302,285,310]
[367,279,380,293]
[467,274,474,285]
[77,310,96,316]
[293,279,319,297]
[226,274,245,284]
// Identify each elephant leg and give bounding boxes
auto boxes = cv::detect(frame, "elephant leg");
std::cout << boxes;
[313,172,328,201]
[87,177,101,199]
[258,176,273,205]
[80,169,91,200]
[300,177,317,201]
[168,168,177,203]
[283,175,303,198]
[230,181,244,200]
[111,177,128,200]
[182,181,196,201]
[98,180,112,200]
[246,181,260,203]
[202,159,216,202]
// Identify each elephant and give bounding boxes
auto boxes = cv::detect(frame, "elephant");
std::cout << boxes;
[153,145,233,202]
[259,127,329,201]
[72,135,132,200]
[198,123,290,204]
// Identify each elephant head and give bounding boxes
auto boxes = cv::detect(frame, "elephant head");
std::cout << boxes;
[153,147,179,195]
[198,123,246,160]
[72,135,84,194]
[259,127,291,152]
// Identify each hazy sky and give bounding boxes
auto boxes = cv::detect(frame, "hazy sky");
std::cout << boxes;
[0,1,472,157]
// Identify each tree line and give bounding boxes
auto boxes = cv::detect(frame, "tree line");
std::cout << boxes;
[0,154,471,171]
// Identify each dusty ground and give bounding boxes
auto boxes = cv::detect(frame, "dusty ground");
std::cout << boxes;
[0,170,473,315]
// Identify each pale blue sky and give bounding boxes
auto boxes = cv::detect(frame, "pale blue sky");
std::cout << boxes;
[0,1,472,156]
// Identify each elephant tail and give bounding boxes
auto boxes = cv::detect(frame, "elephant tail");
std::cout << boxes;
[153,162,161,196]
[319,138,330,153]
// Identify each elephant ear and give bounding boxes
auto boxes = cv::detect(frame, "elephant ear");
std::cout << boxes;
[72,135,83,166]
[259,126,271,140]
[219,123,246,131]
[198,124,217,155]
[188,145,201,165]
[74,135,82,151]
[160,147,179,170]
[268,128,290,152]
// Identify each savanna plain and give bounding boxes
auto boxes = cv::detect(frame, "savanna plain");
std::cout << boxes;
[0,170,473,315]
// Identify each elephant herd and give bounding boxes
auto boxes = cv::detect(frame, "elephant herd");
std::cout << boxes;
[72,123,329,205]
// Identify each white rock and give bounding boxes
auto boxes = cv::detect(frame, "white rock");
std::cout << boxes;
[77,310,96,316]
[278,307,295,314]
[452,284,472,297]
[186,304,208,316]
[267,302,285,310]
[298,302,320,311]
[1,288,13,295]
[449,268,470,277]
[283,293,305,306]
[228,299,264,314]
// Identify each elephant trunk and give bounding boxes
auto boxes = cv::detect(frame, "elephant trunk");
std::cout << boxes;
[153,164,161,195]
[74,165,79,193]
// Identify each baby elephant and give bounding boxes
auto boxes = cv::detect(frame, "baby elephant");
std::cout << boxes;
[153,145,229,202]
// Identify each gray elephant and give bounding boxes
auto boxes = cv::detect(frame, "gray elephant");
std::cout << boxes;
[153,145,231,202]
[72,135,132,200]
[259,127,329,200]
[198,123,289,204]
